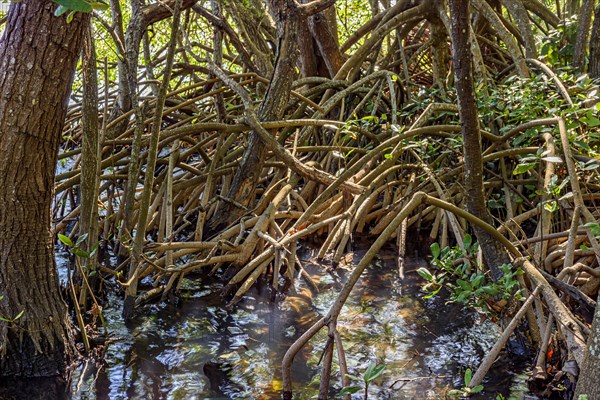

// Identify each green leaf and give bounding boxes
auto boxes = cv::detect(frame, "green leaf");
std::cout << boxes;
[456,279,470,291]
[559,192,574,201]
[471,384,484,393]
[541,156,563,163]
[75,233,89,247]
[417,267,433,281]
[463,234,472,251]
[13,310,24,321]
[73,248,89,258]
[58,234,74,247]
[54,5,69,16]
[90,1,109,10]
[364,363,386,383]
[430,242,441,259]
[338,386,361,396]
[464,368,472,386]
[345,374,361,382]
[481,285,499,296]
[584,222,600,237]
[89,243,99,257]
[586,116,600,127]
[543,200,558,213]
[53,0,93,12]
[361,115,378,123]
[574,140,591,151]
[513,163,536,175]
[471,274,484,288]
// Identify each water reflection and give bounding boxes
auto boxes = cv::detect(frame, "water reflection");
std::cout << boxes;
[0,244,537,399]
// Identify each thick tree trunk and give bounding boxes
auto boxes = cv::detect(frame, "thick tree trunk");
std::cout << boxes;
[448,0,511,280]
[575,302,600,399]
[0,0,88,377]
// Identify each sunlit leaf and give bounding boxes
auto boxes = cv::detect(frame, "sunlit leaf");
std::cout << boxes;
[90,1,109,11]
[53,0,93,12]
[76,233,88,247]
[58,234,73,247]
[54,5,69,16]
[513,163,536,175]
[541,156,563,163]
[417,267,433,282]
[13,310,24,320]
[543,200,558,213]
[464,368,472,386]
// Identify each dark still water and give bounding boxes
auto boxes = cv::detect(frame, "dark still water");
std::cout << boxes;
[0,244,538,399]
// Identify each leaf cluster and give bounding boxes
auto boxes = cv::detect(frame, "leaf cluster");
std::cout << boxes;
[417,235,524,314]
[447,368,484,398]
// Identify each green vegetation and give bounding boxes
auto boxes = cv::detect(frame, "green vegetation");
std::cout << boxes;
[418,236,524,314]
[2,0,600,398]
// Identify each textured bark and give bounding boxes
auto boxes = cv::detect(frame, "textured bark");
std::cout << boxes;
[430,15,449,91]
[297,2,342,78]
[297,17,320,77]
[575,302,600,399]
[448,0,511,280]
[80,26,100,249]
[471,0,528,77]
[588,6,600,78]
[573,0,595,71]
[0,0,88,377]
[121,0,146,237]
[308,6,344,77]
[521,0,559,27]
[78,24,101,307]
[209,0,300,231]
[106,0,130,140]
[502,0,537,58]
